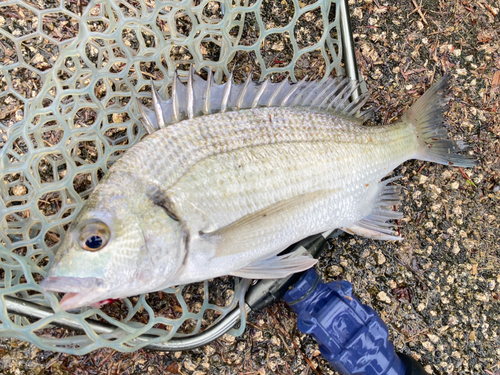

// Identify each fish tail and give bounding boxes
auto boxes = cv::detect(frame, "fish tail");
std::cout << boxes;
[403,75,477,168]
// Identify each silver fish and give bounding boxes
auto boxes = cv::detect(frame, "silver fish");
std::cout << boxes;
[40,69,476,310]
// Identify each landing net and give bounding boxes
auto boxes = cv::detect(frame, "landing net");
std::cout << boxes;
[0,0,344,353]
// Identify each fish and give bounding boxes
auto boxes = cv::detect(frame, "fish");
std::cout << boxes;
[40,68,477,310]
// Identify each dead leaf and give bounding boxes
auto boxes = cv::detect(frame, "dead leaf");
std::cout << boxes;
[477,31,494,43]
[490,71,500,97]
[166,362,180,374]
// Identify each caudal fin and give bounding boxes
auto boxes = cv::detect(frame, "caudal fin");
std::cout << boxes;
[403,75,477,168]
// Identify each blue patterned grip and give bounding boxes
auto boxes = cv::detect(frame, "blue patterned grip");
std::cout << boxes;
[284,268,406,375]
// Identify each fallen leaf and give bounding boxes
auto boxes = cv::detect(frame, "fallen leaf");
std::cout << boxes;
[490,70,500,97]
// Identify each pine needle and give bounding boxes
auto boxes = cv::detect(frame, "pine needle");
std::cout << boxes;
[458,167,477,187]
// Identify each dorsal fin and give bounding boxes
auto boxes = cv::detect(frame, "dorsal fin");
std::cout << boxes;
[138,69,369,135]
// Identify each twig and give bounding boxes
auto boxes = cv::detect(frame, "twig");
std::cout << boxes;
[382,249,426,285]
[383,110,390,125]
[275,330,293,356]
[246,321,264,331]
[267,308,321,375]
[442,200,449,220]
[405,327,430,343]
[284,362,294,375]
[483,2,498,16]
[42,139,56,147]
[46,353,62,370]
[99,350,116,366]
[289,338,321,375]
[411,0,428,25]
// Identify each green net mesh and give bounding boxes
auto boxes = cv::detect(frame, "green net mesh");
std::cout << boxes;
[0,0,345,353]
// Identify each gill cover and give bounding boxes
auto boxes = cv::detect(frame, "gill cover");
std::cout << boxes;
[42,174,187,310]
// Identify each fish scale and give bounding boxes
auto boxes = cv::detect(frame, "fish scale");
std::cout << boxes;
[40,72,477,310]
[120,107,410,188]
[115,106,414,231]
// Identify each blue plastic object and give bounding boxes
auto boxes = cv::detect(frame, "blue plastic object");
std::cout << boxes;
[283,268,406,375]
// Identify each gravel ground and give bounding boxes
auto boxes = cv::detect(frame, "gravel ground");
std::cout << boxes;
[1,0,499,374]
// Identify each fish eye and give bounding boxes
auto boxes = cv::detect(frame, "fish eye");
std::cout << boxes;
[77,220,111,252]
[84,235,104,250]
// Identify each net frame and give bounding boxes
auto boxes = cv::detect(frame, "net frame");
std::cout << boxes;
[0,0,346,353]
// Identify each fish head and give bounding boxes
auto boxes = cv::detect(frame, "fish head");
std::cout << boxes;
[41,174,186,310]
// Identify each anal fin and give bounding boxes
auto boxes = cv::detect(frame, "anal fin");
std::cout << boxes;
[342,177,403,241]
[230,246,317,279]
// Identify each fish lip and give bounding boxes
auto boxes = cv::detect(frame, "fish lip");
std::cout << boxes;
[40,276,103,293]
[40,276,106,310]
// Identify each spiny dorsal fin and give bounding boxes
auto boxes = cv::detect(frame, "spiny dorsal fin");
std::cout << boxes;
[138,69,369,134]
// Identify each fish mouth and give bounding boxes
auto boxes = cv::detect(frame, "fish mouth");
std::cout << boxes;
[40,276,107,311]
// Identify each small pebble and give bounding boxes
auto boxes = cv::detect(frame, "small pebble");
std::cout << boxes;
[474,293,489,302]
[12,184,27,196]
[427,333,440,343]
[441,170,452,179]
[221,334,236,343]
[328,265,343,277]
[422,341,435,351]
[375,252,386,265]
[204,346,216,356]
[377,291,391,304]
[487,280,496,290]
[183,358,198,372]
[469,331,476,341]
[361,249,370,258]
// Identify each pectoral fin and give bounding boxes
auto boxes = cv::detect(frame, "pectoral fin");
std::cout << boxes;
[202,189,340,258]
[230,246,317,279]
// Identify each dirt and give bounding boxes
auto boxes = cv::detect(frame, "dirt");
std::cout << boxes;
[0,0,499,374]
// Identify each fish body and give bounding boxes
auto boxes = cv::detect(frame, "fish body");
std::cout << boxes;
[41,72,476,310]
[139,107,412,282]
